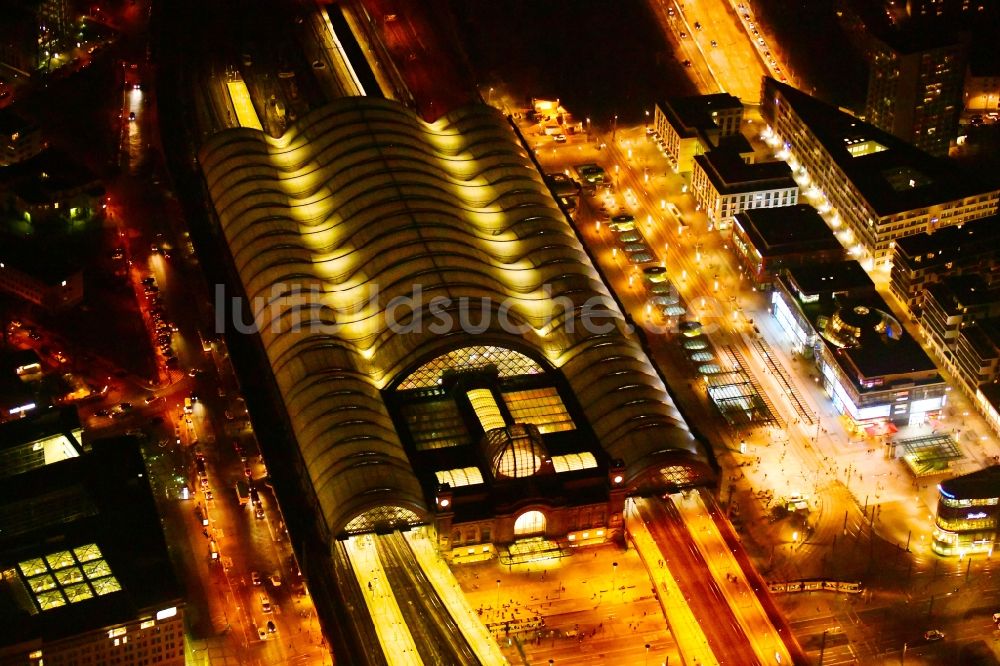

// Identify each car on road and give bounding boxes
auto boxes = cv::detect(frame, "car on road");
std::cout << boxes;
[257,625,267,640]
[267,620,277,634]
[924,629,945,641]
[260,595,271,613]
[679,31,687,39]
[682,59,691,67]
[144,395,163,405]
[128,111,135,121]
[553,133,566,143]
[710,40,717,47]
[694,21,701,30]
[251,571,262,586]
[241,54,252,67]
[269,573,282,587]
[312,60,325,69]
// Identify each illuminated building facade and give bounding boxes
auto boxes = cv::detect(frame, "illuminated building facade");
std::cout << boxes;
[772,261,947,427]
[889,216,1000,314]
[731,204,845,290]
[0,0,71,74]
[199,98,712,554]
[918,275,1000,388]
[0,436,184,665]
[761,78,999,267]
[865,31,968,157]
[933,465,1000,556]
[690,150,798,232]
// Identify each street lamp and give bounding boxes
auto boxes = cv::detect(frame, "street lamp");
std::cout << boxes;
[496,579,501,610]
[645,643,651,666]
[612,561,618,591]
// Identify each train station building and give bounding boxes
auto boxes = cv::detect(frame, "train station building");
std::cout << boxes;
[200,97,713,555]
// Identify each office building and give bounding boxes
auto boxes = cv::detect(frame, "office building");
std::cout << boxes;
[865,31,968,156]
[0,108,45,166]
[919,274,1000,384]
[731,204,846,290]
[772,261,947,428]
[690,150,799,231]
[932,464,1000,556]
[761,77,999,267]
[0,256,83,310]
[889,216,1000,314]
[0,0,71,74]
[652,93,745,172]
[0,350,42,423]
[0,433,185,665]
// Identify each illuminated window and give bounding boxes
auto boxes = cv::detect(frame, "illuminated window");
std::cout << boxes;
[514,510,546,536]
[467,389,506,431]
[155,606,178,621]
[401,400,469,450]
[551,452,598,473]
[397,346,544,390]
[486,425,545,478]
[661,465,697,486]
[502,388,575,433]
[141,620,155,630]
[343,506,421,535]
[17,544,121,612]
[435,467,484,488]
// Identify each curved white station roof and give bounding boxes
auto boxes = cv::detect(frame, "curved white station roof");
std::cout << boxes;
[200,97,706,536]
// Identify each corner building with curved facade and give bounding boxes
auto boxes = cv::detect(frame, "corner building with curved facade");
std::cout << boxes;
[199,97,712,558]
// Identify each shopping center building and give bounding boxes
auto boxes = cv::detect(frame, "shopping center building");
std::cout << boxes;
[933,465,1000,556]
[772,261,947,428]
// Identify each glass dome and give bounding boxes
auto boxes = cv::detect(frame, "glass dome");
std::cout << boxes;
[483,424,548,479]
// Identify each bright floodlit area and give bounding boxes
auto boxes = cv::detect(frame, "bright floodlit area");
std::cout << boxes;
[450,545,677,665]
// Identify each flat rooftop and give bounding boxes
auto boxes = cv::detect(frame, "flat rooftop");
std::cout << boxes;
[659,93,742,137]
[893,215,1000,269]
[694,150,796,195]
[960,319,1000,361]
[0,107,35,136]
[764,78,998,216]
[939,464,1000,501]
[782,259,874,296]
[0,436,182,648]
[925,274,1000,313]
[735,204,842,256]
[782,261,940,382]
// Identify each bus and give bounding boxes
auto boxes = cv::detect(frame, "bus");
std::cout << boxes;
[235,480,250,506]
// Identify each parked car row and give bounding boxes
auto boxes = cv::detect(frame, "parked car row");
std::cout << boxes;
[141,276,179,368]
